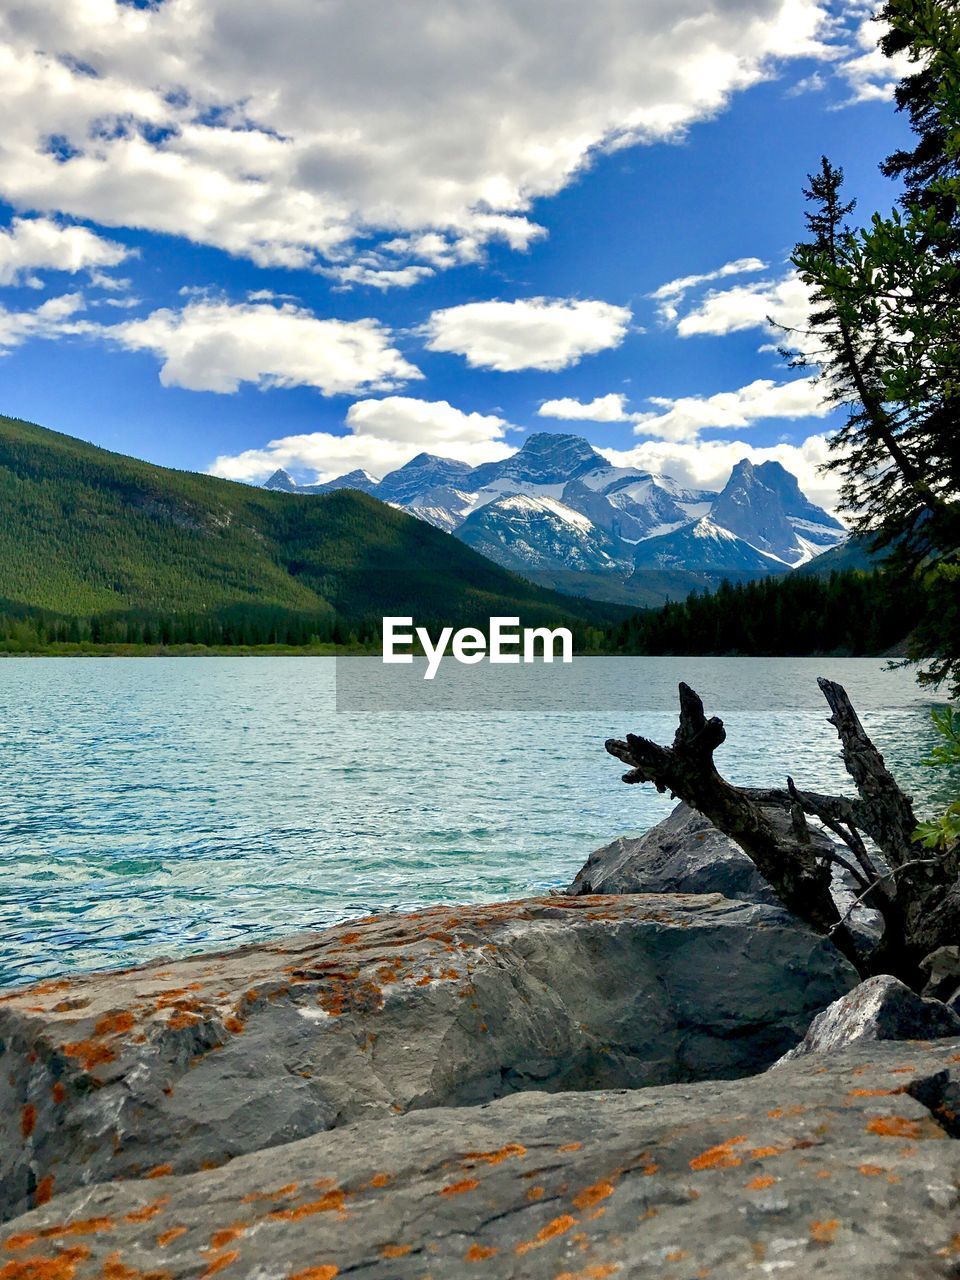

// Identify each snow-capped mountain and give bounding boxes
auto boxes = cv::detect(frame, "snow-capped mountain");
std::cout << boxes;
[264,467,380,496]
[262,432,844,600]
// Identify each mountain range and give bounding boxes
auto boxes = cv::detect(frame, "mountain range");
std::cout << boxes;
[0,414,622,641]
[265,433,845,605]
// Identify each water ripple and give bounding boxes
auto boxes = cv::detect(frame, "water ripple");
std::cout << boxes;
[0,656,952,986]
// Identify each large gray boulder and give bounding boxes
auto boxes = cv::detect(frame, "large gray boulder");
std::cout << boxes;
[779,973,960,1062]
[570,801,884,948]
[921,945,960,1010]
[3,1038,960,1279]
[568,801,780,902]
[0,894,855,1223]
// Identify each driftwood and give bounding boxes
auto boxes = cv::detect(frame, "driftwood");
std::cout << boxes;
[606,679,959,989]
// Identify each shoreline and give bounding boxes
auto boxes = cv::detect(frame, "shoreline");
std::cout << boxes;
[0,643,903,659]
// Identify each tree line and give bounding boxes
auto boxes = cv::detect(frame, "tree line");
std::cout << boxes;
[0,567,913,657]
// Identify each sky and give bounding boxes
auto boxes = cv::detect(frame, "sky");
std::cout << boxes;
[0,0,916,512]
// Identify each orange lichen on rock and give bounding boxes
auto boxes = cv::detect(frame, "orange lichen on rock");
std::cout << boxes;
[155,1229,187,1249]
[21,1105,36,1139]
[3,1236,40,1254]
[34,1177,55,1207]
[207,1226,246,1252]
[241,1184,299,1205]
[287,1268,338,1280]
[43,1220,115,1242]
[200,1250,239,1278]
[145,1166,173,1180]
[559,1143,582,1153]
[16,979,73,998]
[746,1176,776,1191]
[554,1267,620,1280]
[380,1245,412,1259]
[866,1116,923,1139]
[0,1245,90,1280]
[439,1179,479,1198]
[527,1186,545,1201]
[51,1084,65,1106]
[223,1017,245,1035]
[100,1249,166,1280]
[809,1219,840,1244]
[167,1013,201,1031]
[848,1088,904,1098]
[269,1190,345,1221]
[749,1146,787,1160]
[515,1215,577,1255]
[572,1181,615,1211]
[689,1136,747,1171]
[94,1012,136,1037]
[465,1245,499,1262]
[463,1144,526,1167]
[61,1040,115,1072]
[124,1200,169,1224]
[154,990,189,1009]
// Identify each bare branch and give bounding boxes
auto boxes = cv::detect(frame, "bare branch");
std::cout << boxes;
[606,679,960,990]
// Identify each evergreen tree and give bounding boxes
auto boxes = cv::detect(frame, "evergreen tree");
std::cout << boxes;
[790,0,960,694]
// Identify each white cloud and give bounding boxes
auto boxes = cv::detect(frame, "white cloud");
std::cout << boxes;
[538,367,829,443]
[107,299,421,395]
[0,0,833,282]
[0,292,88,351]
[837,17,914,104]
[601,433,842,512]
[651,257,767,323]
[786,71,826,96]
[675,269,811,340]
[424,297,632,372]
[0,216,131,287]
[208,396,513,483]
[632,375,829,442]
[322,263,436,291]
[538,393,630,422]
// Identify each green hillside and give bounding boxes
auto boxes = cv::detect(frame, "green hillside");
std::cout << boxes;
[0,414,620,648]
[792,536,887,577]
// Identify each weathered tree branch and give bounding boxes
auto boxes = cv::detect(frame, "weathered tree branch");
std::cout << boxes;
[606,682,862,972]
[817,678,920,869]
[606,679,960,989]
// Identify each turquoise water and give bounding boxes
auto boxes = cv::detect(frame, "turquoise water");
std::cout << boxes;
[0,656,954,987]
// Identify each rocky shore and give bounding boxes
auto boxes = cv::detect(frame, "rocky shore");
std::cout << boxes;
[2,804,960,1278]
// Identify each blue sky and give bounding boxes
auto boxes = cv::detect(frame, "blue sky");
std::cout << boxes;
[0,1,913,509]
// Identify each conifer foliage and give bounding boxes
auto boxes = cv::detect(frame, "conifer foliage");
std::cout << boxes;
[790,0,960,694]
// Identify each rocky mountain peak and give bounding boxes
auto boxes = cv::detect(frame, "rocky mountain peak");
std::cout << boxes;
[469,431,608,488]
[264,468,297,492]
[258,431,844,601]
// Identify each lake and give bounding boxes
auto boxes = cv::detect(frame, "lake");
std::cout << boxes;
[0,656,954,987]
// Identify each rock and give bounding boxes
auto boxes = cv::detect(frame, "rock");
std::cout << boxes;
[921,946,960,1009]
[778,974,960,1062]
[0,894,855,1224]
[568,802,780,903]
[569,802,884,949]
[3,1038,960,1279]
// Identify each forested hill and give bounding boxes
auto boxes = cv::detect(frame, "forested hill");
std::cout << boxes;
[0,414,621,647]
[607,570,914,657]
